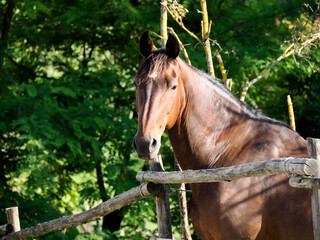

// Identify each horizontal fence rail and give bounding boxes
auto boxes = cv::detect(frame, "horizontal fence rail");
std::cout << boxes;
[1,183,160,240]
[289,175,320,189]
[136,157,318,184]
[0,224,13,236]
[2,139,320,240]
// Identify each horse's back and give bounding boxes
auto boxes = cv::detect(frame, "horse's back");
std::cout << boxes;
[191,121,313,240]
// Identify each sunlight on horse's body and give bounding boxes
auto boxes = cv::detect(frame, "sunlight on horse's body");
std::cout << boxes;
[133,31,313,240]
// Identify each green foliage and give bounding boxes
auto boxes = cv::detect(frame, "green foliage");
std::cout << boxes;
[174,0,320,136]
[1,0,159,237]
[1,0,319,239]
[0,191,78,239]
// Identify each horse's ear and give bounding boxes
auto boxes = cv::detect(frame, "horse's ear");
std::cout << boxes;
[139,31,154,58]
[165,33,180,59]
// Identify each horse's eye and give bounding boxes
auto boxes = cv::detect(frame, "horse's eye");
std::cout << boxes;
[171,85,177,91]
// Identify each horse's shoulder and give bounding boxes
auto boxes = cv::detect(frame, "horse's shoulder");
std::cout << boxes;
[255,121,307,158]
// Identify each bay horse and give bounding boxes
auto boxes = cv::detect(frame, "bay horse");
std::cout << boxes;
[133,31,313,240]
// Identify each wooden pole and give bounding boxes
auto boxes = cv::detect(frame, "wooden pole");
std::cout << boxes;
[307,138,320,240]
[5,207,20,233]
[287,95,296,131]
[147,2,172,239]
[160,0,168,47]
[137,157,317,184]
[200,0,215,77]
[174,161,192,240]
[149,155,172,239]
[214,51,228,86]
[1,183,160,240]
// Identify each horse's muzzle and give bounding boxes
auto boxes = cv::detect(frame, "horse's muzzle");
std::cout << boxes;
[133,134,160,160]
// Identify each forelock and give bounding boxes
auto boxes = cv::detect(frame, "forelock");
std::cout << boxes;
[135,49,175,85]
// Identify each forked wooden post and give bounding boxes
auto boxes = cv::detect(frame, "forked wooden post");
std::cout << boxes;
[5,207,20,233]
[307,138,320,240]
[149,155,172,239]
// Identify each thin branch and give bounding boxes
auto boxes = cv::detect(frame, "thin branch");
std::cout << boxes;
[168,27,192,65]
[239,2,320,101]
[240,78,249,102]
[8,57,37,79]
[163,2,202,44]
[240,32,320,101]
[214,51,228,85]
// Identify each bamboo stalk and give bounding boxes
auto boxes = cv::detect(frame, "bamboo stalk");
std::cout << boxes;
[160,0,168,47]
[214,51,227,82]
[200,0,215,77]
[287,95,296,131]
[214,50,231,89]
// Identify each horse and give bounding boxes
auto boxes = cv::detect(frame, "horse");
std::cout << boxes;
[132,31,313,240]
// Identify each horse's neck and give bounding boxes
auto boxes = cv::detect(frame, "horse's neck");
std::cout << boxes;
[168,62,250,170]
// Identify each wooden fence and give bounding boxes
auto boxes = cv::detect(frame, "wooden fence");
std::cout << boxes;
[1,138,320,240]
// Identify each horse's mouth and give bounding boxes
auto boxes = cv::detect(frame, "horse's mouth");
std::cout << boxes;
[135,151,159,161]
[133,135,161,161]
[133,145,160,160]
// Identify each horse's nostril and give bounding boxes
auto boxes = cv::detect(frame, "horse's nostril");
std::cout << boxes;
[133,135,159,158]
[152,138,157,147]
[150,138,157,151]
[133,137,138,151]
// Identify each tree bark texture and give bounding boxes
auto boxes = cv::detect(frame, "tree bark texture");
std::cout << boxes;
[307,138,320,240]
[137,157,317,184]
[96,158,123,232]
[1,183,160,240]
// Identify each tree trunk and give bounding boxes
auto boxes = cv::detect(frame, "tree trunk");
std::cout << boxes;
[0,0,15,68]
[96,158,123,233]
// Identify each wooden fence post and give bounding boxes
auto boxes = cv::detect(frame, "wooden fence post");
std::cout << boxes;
[149,155,172,239]
[5,207,20,233]
[174,160,192,240]
[307,138,320,240]
[158,4,172,238]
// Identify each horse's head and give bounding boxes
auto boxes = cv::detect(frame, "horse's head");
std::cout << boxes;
[133,31,183,160]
